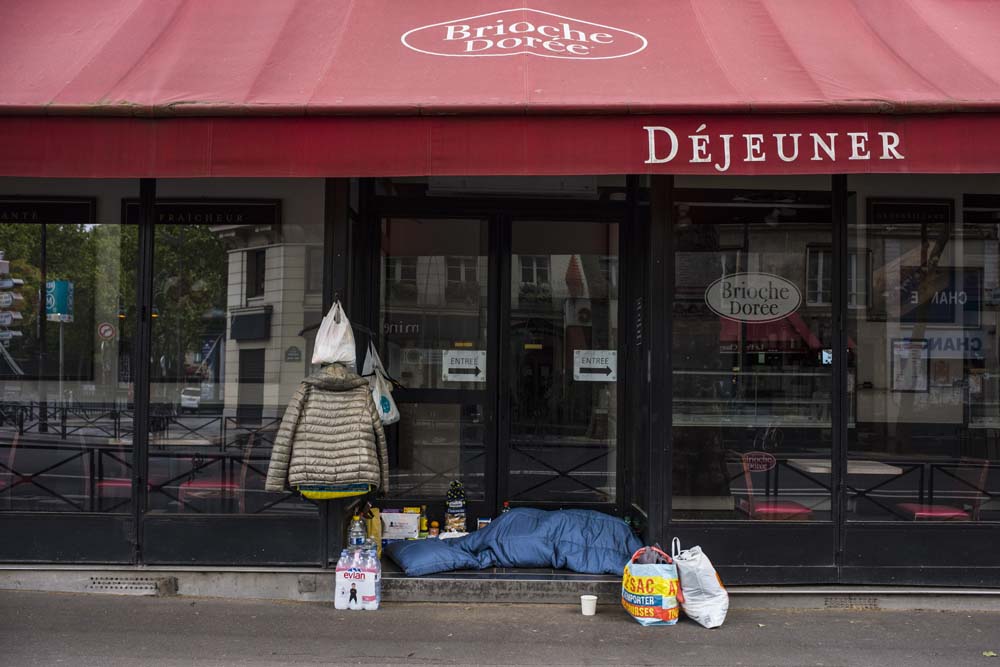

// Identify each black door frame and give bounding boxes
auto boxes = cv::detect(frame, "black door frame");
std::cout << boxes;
[367,193,631,518]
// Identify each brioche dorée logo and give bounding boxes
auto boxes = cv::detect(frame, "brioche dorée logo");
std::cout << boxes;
[401,8,647,59]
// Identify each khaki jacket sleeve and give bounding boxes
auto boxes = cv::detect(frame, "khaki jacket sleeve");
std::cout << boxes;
[368,396,390,493]
[265,385,307,492]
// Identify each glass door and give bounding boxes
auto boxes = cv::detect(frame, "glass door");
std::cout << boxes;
[379,217,494,520]
[502,220,620,508]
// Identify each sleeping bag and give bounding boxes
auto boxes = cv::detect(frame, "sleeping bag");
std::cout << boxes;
[385,508,642,577]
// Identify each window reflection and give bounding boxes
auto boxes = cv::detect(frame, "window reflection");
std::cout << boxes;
[380,218,488,499]
[847,184,999,522]
[145,193,322,515]
[671,186,833,521]
[508,221,618,504]
[0,191,137,514]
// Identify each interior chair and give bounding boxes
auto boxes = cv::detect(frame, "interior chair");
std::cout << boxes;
[895,458,990,521]
[178,433,254,512]
[728,450,813,520]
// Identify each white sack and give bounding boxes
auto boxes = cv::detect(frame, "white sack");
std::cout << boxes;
[672,537,729,628]
[311,302,356,369]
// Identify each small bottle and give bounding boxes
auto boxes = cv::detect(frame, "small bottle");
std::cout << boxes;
[348,549,363,611]
[362,549,380,611]
[419,505,429,538]
[347,515,366,548]
[428,520,440,538]
[334,549,350,610]
[501,501,511,514]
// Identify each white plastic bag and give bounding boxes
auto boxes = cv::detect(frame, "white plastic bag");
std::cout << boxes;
[311,302,356,369]
[371,368,400,425]
[671,537,729,628]
[364,341,399,425]
[361,340,382,378]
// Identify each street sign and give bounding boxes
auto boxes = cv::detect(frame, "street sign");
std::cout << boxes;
[573,349,617,382]
[0,292,22,308]
[97,322,116,341]
[0,312,22,327]
[442,349,486,382]
[0,278,23,290]
[0,331,22,340]
[45,280,74,323]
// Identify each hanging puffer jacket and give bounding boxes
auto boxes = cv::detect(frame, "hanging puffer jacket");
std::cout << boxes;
[265,363,388,493]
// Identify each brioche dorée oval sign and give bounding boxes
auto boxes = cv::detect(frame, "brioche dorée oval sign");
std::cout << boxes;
[401,8,648,59]
[705,273,801,323]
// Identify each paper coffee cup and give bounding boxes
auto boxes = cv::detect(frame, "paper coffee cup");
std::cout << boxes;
[580,594,598,616]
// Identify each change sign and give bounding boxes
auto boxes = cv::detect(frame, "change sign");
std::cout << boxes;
[573,349,617,382]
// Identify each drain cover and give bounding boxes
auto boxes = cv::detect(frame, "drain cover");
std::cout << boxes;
[86,575,178,596]
[825,596,880,610]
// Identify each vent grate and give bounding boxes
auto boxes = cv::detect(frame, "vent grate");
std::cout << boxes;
[825,596,880,610]
[86,576,177,596]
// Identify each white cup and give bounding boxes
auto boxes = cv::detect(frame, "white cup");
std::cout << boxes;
[580,594,598,616]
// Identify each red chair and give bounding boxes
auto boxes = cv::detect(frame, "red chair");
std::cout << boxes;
[177,433,255,512]
[730,451,813,520]
[896,459,990,521]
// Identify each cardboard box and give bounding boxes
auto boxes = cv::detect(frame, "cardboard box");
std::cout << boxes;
[381,511,420,540]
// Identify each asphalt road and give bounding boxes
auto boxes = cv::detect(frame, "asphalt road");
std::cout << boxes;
[1,590,998,666]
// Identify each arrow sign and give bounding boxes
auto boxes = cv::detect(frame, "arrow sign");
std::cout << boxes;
[573,350,617,382]
[442,349,486,383]
[0,312,22,327]
[0,292,22,308]
[0,278,23,290]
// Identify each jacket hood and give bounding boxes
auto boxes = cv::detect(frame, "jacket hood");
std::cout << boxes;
[302,363,368,390]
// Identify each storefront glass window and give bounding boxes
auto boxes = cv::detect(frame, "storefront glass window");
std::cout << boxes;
[847,175,1000,523]
[671,178,833,521]
[144,179,324,515]
[0,179,138,513]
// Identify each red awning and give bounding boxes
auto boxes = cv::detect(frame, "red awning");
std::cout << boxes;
[3,1,1000,177]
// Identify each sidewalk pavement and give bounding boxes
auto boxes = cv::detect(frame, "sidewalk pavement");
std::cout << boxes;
[2,589,999,666]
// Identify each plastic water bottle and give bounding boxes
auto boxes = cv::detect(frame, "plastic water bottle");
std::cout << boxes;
[362,548,381,611]
[348,549,363,610]
[347,515,366,548]
[334,549,350,610]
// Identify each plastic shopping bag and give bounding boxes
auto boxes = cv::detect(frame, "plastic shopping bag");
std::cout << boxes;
[311,302,356,369]
[671,537,729,628]
[363,341,400,425]
[621,546,683,626]
[371,368,400,425]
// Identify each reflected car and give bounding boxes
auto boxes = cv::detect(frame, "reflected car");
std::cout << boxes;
[180,387,202,414]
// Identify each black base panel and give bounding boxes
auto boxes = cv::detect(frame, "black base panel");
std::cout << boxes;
[840,566,1000,587]
[142,515,322,566]
[0,514,133,563]
[844,523,1000,569]
[716,566,839,585]
[668,522,837,569]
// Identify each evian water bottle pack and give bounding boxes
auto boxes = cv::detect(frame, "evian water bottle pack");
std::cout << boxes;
[335,547,381,611]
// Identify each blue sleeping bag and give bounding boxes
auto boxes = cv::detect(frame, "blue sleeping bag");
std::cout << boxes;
[385,508,642,577]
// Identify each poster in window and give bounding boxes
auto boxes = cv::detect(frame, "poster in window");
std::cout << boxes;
[891,339,929,393]
[898,266,981,328]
